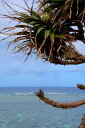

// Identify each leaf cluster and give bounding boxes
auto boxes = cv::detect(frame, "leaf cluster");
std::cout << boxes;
[0,0,85,65]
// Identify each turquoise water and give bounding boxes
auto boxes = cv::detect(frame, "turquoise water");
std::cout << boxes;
[0,87,85,128]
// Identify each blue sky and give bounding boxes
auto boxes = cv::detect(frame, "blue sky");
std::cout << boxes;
[0,0,85,87]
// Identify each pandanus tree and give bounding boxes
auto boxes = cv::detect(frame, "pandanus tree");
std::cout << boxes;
[34,0,85,109]
[0,0,85,127]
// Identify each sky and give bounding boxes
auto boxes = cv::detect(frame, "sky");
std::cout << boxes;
[0,0,85,87]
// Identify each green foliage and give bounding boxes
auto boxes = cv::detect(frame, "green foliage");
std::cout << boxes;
[41,14,50,21]
[0,0,85,65]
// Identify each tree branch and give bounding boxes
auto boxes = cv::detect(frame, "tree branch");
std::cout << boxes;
[77,84,85,90]
[50,59,85,65]
[36,90,85,109]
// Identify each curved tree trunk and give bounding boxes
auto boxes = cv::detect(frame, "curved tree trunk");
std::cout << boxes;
[35,90,85,109]
[36,85,85,127]
[79,114,85,128]
[77,84,85,90]
[77,85,85,128]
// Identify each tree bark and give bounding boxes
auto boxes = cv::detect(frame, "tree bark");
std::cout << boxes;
[50,54,85,65]
[35,90,85,109]
[79,114,85,128]
[35,85,85,127]
[77,84,85,90]
[50,59,85,65]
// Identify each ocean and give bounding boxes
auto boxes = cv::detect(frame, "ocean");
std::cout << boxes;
[0,87,85,128]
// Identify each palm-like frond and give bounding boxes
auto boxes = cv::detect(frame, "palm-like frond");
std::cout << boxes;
[0,0,85,65]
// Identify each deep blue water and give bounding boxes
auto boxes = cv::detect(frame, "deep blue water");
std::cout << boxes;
[0,87,85,128]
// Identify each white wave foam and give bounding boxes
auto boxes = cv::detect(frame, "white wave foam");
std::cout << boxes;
[46,93,67,95]
[14,92,34,95]
[0,92,34,97]
[0,92,67,97]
